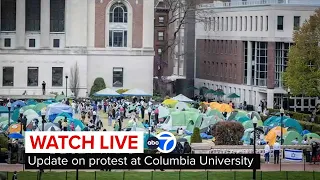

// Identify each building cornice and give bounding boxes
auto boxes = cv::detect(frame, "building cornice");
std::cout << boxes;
[0,48,155,56]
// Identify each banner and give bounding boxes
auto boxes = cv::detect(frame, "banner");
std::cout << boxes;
[25,154,260,170]
[284,149,303,162]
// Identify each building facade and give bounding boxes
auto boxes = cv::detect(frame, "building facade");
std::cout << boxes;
[195,0,320,111]
[0,0,154,97]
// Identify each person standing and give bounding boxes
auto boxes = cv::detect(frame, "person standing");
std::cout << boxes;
[147,106,152,122]
[311,138,319,164]
[42,81,46,95]
[154,107,159,124]
[273,141,281,164]
[264,142,270,164]
[141,105,145,120]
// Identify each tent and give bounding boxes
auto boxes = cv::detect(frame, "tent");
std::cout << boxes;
[301,130,311,136]
[174,102,190,111]
[266,117,303,134]
[162,99,178,107]
[283,131,303,145]
[12,100,25,108]
[160,111,189,131]
[172,94,194,103]
[26,99,37,105]
[158,106,170,118]
[264,126,287,145]
[22,105,36,112]
[206,109,224,119]
[199,115,222,133]
[235,116,250,123]
[303,133,320,140]
[93,88,121,97]
[33,103,47,112]
[247,111,261,121]
[0,106,13,113]
[242,119,263,129]
[11,108,20,121]
[46,103,73,121]
[242,127,264,145]
[55,95,66,102]
[122,89,152,96]
[185,112,203,132]
[125,119,145,131]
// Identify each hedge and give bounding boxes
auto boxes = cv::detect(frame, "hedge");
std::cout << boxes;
[267,109,320,124]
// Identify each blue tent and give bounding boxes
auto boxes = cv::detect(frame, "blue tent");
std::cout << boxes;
[236,116,250,123]
[301,130,311,136]
[12,100,26,108]
[46,103,73,121]
[265,116,303,133]
[0,106,13,113]
[26,99,37,105]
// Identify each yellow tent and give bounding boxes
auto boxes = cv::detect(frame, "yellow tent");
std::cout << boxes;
[219,103,233,113]
[162,99,178,107]
[265,126,287,145]
[210,102,221,109]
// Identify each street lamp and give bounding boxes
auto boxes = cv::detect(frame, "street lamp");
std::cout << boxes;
[280,108,285,145]
[252,117,258,180]
[287,88,291,111]
[65,75,68,97]
[41,108,46,131]
[7,101,11,128]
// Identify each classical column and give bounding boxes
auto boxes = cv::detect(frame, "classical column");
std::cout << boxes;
[247,41,252,85]
[40,0,50,48]
[142,0,154,48]
[16,0,26,48]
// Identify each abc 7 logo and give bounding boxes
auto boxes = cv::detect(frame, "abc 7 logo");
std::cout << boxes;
[147,132,177,153]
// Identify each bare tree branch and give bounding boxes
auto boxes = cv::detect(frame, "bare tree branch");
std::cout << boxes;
[69,62,80,98]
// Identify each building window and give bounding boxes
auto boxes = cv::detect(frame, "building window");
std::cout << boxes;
[221,17,224,31]
[27,67,39,86]
[109,30,127,47]
[1,0,16,31]
[29,39,36,47]
[52,67,63,86]
[293,16,300,30]
[208,17,211,31]
[50,0,65,32]
[266,16,268,31]
[260,16,263,31]
[4,38,11,47]
[230,17,233,31]
[250,16,252,31]
[109,3,127,23]
[226,17,228,31]
[158,31,164,41]
[26,0,41,31]
[240,16,242,31]
[254,42,268,87]
[213,17,216,31]
[235,17,238,31]
[275,42,292,87]
[244,16,247,31]
[159,16,164,23]
[255,16,258,31]
[113,67,123,87]
[2,67,14,86]
[53,39,60,48]
[277,16,284,30]
[158,48,162,55]
[217,17,219,31]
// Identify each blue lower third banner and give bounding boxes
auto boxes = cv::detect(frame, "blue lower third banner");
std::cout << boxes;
[25,154,260,170]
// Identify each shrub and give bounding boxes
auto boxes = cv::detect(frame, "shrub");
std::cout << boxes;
[89,77,106,97]
[0,135,8,149]
[191,127,202,144]
[212,121,244,145]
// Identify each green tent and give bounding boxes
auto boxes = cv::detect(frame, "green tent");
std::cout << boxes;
[242,118,263,129]
[34,103,47,112]
[200,115,221,131]
[53,116,66,123]
[227,93,240,98]
[303,133,320,140]
[12,108,20,121]
[0,117,8,123]
[126,119,145,129]
[55,95,66,102]
[206,109,224,119]
[23,109,38,116]
[283,131,303,145]
[22,105,36,111]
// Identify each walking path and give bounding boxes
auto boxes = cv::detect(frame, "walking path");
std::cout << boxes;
[0,163,319,172]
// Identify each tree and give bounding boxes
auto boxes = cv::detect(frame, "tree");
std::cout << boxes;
[211,121,244,145]
[69,62,80,97]
[284,9,320,96]
[89,77,106,97]
[154,0,197,95]
[191,127,202,144]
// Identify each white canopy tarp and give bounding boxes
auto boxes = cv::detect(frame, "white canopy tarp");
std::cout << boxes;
[93,88,121,97]
[172,94,194,102]
[122,89,152,97]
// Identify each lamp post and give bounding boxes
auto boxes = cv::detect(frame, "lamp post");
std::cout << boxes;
[252,117,258,180]
[65,75,68,97]
[280,108,284,171]
[41,109,46,131]
[7,101,11,128]
[287,88,290,111]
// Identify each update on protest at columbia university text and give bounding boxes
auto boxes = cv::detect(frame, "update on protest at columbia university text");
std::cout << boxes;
[25,154,260,170]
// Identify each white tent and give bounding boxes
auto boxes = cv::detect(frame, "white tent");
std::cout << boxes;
[94,88,121,97]
[172,94,194,102]
[122,88,152,96]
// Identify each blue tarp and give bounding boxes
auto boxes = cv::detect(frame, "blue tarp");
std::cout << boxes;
[12,100,26,108]
[46,103,73,121]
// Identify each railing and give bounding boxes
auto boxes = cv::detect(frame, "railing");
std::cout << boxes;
[1,170,320,180]
[198,0,320,9]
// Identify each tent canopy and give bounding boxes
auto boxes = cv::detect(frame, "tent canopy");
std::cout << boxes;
[122,88,152,96]
[93,88,121,97]
[172,94,194,103]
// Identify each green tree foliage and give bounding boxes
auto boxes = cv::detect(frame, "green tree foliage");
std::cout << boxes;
[191,127,202,144]
[89,77,106,97]
[284,9,320,96]
[212,121,244,145]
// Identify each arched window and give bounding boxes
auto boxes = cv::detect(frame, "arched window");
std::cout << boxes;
[109,3,127,23]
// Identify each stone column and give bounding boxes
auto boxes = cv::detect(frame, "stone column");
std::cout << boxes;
[247,41,252,85]
[40,0,50,48]
[142,0,154,48]
[16,0,26,48]
[267,89,274,109]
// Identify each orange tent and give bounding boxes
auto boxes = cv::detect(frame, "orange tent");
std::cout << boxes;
[265,126,287,145]
[8,123,23,134]
[219,103,233,113]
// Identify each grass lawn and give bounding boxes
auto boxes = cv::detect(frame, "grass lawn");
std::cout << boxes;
[2,171,320,180]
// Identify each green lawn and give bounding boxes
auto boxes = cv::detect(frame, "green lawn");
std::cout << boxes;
[2,171,320,180]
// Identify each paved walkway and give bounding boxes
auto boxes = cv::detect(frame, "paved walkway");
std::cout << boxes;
[0,163,319,172]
